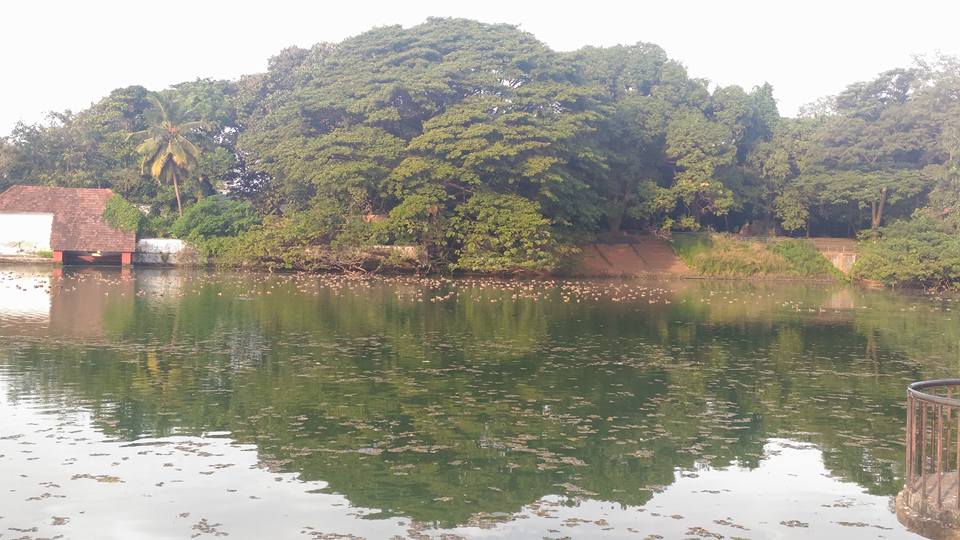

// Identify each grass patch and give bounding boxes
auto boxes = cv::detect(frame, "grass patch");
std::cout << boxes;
[670,233,714,267]
[671,233,841,278]
[769,239,843,278]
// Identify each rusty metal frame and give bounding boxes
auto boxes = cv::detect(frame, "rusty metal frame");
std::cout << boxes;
[906,379,960,510]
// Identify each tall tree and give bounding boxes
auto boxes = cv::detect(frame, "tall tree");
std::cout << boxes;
[569,44,677,233]
[129,96,207,216]
[803,69,935,237]
[661,108,737,228]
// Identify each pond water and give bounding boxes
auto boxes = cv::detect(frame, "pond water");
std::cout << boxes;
[1,266,957,539]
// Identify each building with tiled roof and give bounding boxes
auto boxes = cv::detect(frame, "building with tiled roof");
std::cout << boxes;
[0,185,136,264]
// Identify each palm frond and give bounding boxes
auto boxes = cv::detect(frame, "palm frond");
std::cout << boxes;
[169,138,198,171]
[126,129,149,141]
[150,152,170,180]
[148,94,170,123]
[179,136,202,161]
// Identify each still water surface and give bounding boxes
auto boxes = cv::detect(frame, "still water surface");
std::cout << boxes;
[1,266,957,539]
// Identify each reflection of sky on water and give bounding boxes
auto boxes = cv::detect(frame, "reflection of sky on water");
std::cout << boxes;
[0,266,948,539]
[0,270,49,322]
[0,376,917,539]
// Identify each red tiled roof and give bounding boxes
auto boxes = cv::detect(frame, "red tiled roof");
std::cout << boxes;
[0,185,136,253]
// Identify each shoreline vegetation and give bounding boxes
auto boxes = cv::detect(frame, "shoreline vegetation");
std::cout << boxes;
[670,234,843,280]
[2,18,959,288]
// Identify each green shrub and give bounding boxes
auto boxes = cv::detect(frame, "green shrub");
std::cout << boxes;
[140,213,177,238]
[218,202,375,270]
[852,215,960,288]
[170,197,261,257]
[170,197,260,240]
[102,194,143,234]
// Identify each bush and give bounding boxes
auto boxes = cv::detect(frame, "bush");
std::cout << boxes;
[694,235,790,276]
[671,233,714,266]
[218,202,376,270]
[102,194,143,234]
[170,197,260,240]
[852,215,960,288]
[170,197,261,257]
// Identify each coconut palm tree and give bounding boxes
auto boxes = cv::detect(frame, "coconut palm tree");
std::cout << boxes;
[128,95,207,216]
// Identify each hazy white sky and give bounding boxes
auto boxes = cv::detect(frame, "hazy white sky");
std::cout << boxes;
[3,0,959,135]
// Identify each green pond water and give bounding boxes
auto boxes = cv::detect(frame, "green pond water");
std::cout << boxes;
[1,266,957,539]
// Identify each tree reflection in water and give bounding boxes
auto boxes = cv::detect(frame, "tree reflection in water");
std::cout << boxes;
[0,266,954,537]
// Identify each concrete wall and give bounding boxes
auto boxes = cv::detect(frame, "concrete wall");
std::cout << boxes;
[0,212,53,255]
[824,251,858,274]
[134,238,201,266]
[810,239,860,275]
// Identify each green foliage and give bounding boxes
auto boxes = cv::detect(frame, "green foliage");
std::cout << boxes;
[6,19,960,275]
[219,200,378,271]
[102,194,143,233]
[448,193,566,273]
[170,197,260,239]
[852,215,960,288]
[768,239,842,277]
[169,197,261,257]
[669,233,714,265]
[662,109,737,222]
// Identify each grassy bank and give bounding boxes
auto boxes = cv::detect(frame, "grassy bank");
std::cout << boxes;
[671,234,842,279]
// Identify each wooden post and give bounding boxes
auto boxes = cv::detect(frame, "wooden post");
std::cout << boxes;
[121,252,133,266]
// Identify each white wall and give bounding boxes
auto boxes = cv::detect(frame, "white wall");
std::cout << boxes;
[0,212,53,255]
[134,238,200,265]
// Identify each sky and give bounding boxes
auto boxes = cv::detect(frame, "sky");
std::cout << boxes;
[3,0,960,136]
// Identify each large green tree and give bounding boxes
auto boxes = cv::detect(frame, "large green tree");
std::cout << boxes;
[570,44,682,233]
[802,69,935,237]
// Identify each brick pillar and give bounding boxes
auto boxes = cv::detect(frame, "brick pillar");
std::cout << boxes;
[53,250,64,263]
[121,252,133,266]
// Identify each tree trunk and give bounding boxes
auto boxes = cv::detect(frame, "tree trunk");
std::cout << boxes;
[870,187,887,239]
[172,170,183,217]
[607,198,627,235]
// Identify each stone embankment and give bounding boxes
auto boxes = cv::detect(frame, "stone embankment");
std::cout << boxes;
[574,236,691,277]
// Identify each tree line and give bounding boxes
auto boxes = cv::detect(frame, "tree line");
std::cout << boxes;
[1,18,958,275]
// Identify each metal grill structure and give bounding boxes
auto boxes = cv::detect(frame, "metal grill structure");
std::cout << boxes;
[899,379,960,537]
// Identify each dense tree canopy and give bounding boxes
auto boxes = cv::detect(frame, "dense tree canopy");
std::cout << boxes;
[2,18,959,273]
